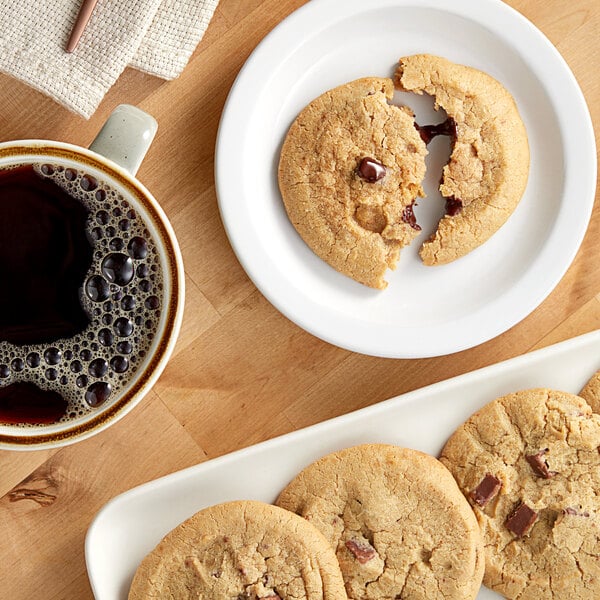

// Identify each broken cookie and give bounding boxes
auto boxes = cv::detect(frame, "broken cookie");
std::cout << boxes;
[278,77,427,289]
[395,54,530,266]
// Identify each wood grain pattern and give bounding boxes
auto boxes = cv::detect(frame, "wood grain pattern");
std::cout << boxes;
[0,1,598,598]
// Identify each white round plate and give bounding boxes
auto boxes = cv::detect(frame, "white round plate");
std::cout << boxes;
[215,0,596,358]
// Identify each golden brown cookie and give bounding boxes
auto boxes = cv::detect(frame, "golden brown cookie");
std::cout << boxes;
[278,78,428,289]
[441,389,600,600]
[128,500,348,600]
[276,444,484,600]
[395,54,530,266]
[579,369,600,413]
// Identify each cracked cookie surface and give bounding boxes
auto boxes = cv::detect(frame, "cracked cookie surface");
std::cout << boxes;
[275,444,484,600]
[278,78,427,289]
[579,370,600,413]
[440,389,600,599]
[395,54,529,266]
[128,500,347,600]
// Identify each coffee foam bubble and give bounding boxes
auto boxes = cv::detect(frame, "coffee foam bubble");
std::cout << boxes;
[0,163,165,426]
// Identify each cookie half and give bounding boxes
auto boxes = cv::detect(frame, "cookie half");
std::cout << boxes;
[278,78,428,289]
[128,500,348,600]
[441,389,600,600]
[395,54,530,266]
[579,369,600,413]
[276,444,484,600]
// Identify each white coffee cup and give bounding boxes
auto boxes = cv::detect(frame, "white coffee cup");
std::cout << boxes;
[0,105,184,450]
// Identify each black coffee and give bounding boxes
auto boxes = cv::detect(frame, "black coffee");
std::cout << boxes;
[0,162,164,426]
[0,382,68,424]
[0,165,93,344]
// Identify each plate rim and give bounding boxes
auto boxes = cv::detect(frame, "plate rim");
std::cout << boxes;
[214,0,597,358]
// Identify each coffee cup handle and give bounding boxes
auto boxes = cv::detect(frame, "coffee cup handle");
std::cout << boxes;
[88,104,158,176]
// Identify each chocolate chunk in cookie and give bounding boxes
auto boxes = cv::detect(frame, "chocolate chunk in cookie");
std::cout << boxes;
[470,473,502,507]
[357,157,387,182]
[345,539,377,564]
[505,502,538,537]
[525,449,556,479]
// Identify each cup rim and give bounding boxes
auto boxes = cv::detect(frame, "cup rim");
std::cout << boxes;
[0,140,185,450]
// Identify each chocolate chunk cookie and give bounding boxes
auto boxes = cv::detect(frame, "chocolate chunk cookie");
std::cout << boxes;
[128,500,348,600]
[580,369,600,413]
[395,54,530,266]
[278,78,427,289]
[441,389,600,599]
[276,444,484,600]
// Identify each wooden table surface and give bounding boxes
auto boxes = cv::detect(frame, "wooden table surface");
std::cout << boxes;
[0,0,599,597]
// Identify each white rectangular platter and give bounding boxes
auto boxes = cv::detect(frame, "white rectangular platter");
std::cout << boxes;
[86,329,600,599]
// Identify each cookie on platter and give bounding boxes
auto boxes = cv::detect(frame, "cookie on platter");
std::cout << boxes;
[128,500,348,600]
[579,369,600,413]
[276,444,484,600]
[441,388,600,600]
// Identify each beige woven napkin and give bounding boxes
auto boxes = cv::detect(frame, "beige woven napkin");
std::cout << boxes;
[0,0,219,118]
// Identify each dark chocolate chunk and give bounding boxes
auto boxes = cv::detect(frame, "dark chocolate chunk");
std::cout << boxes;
[506,502,538,537]
[357,157,386,183]
[445,196,463,216]
[525,449,556,479]
[401,203,421,230]
[414,117,457,144]
[470,474,502,507]
[345,539,377,564]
